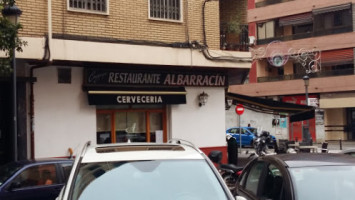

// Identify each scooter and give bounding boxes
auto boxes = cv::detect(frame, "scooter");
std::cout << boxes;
[208,151,243,195]
[248,131,276,159]
[253,130,272,156]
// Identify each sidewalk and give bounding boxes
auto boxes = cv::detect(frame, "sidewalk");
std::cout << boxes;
[316,140,355,153]
[237,140,355,156]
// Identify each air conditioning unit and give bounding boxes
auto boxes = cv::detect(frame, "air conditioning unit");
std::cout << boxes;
[248,36,256,45]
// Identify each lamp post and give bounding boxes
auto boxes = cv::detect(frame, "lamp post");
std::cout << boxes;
[2,4,22,161]
[303,75,310,142]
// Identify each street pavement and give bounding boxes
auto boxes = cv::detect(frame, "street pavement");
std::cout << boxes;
[235,140,355,167]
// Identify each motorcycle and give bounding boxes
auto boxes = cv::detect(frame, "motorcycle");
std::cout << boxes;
[247,130,275,160]
[253,130,272,156]
[208,150,243,195]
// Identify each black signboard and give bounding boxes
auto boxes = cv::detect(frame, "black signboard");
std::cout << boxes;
[84,68,227,87]
[88,93,186,105]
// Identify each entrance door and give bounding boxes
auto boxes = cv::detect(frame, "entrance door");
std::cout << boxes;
[0,82,12,164]
[348,108,355,140]
[96,108,166,144]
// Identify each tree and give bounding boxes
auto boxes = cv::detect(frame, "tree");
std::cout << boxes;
[0,0,27,76]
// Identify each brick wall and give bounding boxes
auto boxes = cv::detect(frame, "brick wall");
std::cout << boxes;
[17,0,220,49]
[220,0,248,25]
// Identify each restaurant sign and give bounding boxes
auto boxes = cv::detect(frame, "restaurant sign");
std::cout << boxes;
[85,68,227,87]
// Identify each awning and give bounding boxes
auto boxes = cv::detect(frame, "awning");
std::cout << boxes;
[87,87,187,105]
[279,13,313,26]
[321,48,354,66]
[226,92,315,122]
[313,3,351,15]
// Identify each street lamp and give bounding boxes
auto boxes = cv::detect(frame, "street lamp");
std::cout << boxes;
[2,4,22,161]
[302,75,310,142]
[303,75,309,105]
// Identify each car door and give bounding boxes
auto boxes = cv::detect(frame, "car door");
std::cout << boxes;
[1,163,63,200]
[236,160,266,199]
[236,159,289,200]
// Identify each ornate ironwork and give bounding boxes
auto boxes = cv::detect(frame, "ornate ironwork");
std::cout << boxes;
[250,41,321,74]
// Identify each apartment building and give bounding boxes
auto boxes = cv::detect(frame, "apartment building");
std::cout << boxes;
[230,0,355,143]
[0,0,251,163]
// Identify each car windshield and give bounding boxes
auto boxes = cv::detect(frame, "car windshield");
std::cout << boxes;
[70,159,228,200]
[289,165,355,200]
[0,162,23,186]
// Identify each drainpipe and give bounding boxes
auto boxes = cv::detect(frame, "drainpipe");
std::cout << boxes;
[47,0,52,62]
[29,0,53,158]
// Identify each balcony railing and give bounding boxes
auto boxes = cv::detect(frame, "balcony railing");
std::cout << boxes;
[220,25,250,52]
[257,25,353,45]
[257,68,355,83]
[255,0,294,8]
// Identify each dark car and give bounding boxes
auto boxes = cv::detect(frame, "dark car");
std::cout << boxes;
[235,153,355,200]
[0,158,73,200]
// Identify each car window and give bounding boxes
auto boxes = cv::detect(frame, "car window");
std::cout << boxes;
[244,161,265,195]
[241,128,247,134]
[11,164,57,189]
[60,162,73,182]
[228,128,239,134]
[71,160,229,200]
[261,164,285,200]
[247,128,258,135]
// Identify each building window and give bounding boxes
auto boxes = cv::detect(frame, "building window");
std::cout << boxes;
[257,21,275,40]
[68,0,108,14]
[96,107,166,144]
[313,5,352,36]
[149,0,182,21]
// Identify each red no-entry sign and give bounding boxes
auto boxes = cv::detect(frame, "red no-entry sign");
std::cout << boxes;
[235,104,244,115]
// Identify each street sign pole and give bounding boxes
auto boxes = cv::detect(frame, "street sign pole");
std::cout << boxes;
[239,115,242,154]
[235,104,244,154]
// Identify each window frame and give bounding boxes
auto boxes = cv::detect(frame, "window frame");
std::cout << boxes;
[96,107,167,144]
[148,0,183,23]
[67,0,110,15]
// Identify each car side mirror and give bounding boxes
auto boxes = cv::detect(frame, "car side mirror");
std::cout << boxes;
[208,150,222,164]
[235,196,247,200]
[8,181,21,191]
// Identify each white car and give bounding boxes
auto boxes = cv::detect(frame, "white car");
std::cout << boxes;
[56,139,235,200]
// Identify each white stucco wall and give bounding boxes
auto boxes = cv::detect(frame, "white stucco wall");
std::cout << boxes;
[170,87,226,148]
[34,66,96,158]
[33,67,228,157]
[225,106,289,140]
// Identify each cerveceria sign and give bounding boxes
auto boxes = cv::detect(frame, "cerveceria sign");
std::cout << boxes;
[85,68,227,87]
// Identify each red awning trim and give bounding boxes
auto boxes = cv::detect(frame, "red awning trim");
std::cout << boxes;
[321,48,354,65]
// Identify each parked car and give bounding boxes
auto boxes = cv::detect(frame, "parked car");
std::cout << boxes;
[0,158,73,200]
[226,127,276,148]
[57,140,235,200]
[340,148,355,157]
[235,153,355,200]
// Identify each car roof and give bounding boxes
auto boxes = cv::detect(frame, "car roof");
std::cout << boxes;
[81,141,205,163]
[262,153,355,168]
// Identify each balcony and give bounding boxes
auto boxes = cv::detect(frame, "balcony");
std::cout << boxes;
[255,0,294,8]
[257,25,353,45]
[220,25,250,52]
[257,68,355,83]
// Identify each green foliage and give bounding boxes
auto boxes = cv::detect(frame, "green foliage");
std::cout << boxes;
[0,0,27,77]
[225,13,242,35]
